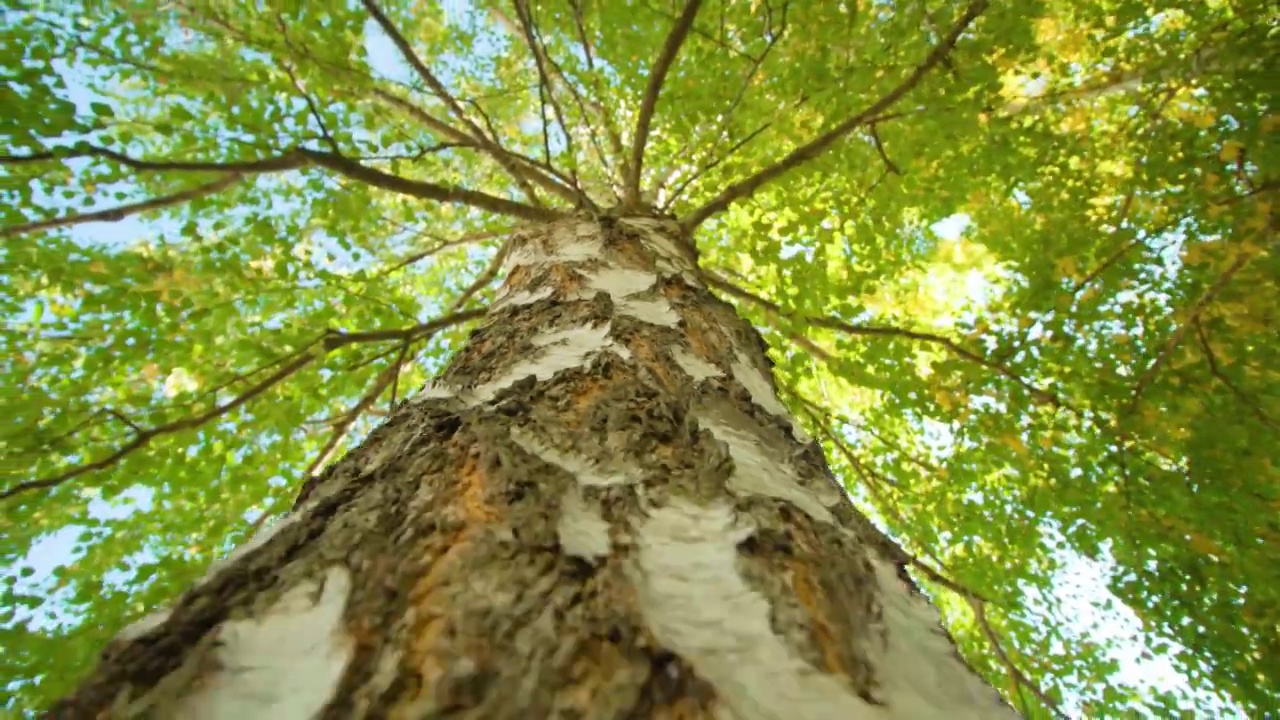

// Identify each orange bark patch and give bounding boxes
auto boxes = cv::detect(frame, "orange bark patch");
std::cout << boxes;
[682,316,725,363]
[396,537,491,713]
[788,558,852,679]
[651,696,717,720]
[456,453,498,524]
[544,264,587,294]
[660,280,696,303]
[501,264,534,293]
[569,376,610,419]
[620,334,679,393]
[612,233,657,270]
[392,436,508,716]
[555,638,636,712]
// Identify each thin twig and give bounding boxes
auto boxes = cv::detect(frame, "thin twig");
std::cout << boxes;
[4,351,318,500]
[380,228,505,276]
[511,3,588,186]
[0,146,305,172]
[656,12,787,202]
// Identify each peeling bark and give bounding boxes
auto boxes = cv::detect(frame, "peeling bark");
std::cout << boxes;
[51,216,1019,720]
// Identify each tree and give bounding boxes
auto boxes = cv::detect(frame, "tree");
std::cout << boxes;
[1,0,1274,716]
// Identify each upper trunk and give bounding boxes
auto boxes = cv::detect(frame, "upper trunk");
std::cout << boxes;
[50,213,1017,719]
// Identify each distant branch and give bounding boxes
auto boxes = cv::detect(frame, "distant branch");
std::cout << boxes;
[322,308,487,350]
[1,173,246,240]
[795,391,998,607]
[868,124,902,176]
[499,2,612,198]
[3,143,558,236]
[970,598,1068,719]
[3,348,318,501]
[568,0,630,187]
[703,271,1060,407]
[3,309,484,500]
[1128,252,1251,414]
[380,228,506,276]
[298,148,564,221]
[361,0,584,207]
[662,121,771,210]
[0,146,305,173]
[683,0,988,229]
[301,343,409,483]
[511,2,578,166]
[626,0,704,206]
[1195,321,1278,431]
[656,9,787,204]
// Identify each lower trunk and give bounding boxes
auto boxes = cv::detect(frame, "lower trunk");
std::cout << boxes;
[51,215,1017,719]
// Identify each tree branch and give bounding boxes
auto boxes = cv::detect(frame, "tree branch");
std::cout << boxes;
[3,143,557,236]
[3,348,318,500]
[1127,252,1251,414]
[4,309,485,500]
[683,0,988,229]
[323,308,487,350]
[380,228,506,277]
[509,2,583,180]
[361,0,587,207]
[626,0,704,207]
[568,0,631,187]
[0,146,305,172]
[655,9,788,204]
[1,173,247,240]
[299,148,565,221]
[702,270,1060,407]
[1195,321,1278,431]
[970,598,1069,719]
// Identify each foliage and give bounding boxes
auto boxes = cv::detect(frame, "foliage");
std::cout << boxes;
[1,0,1275,715]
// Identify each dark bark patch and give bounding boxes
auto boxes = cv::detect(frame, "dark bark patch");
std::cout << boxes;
[624,649,718,720]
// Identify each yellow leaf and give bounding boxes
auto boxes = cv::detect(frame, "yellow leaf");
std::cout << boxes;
[1201,173,1221,191]
[936,390,956,411]
[1187,533,1222,557]
[1055,256,1080,281]
[1219,140,1244,163]
[998,434,1030,457]
[1183,243,1211,266]
[141,363,160,381]
[1243,200,1273,232]
[1261,114,1280,134]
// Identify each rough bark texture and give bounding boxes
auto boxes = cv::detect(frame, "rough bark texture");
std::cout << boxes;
[50,214,1018,719]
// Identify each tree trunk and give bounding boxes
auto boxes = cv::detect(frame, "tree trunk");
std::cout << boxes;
[50,214,1017,719]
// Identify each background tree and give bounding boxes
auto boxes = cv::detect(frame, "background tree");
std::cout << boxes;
[1,0,1275,715]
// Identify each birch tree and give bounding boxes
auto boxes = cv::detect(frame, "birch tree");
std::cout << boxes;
[2,0,1275,716]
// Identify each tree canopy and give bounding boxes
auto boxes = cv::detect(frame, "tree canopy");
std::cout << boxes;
[1,0,1275,715]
